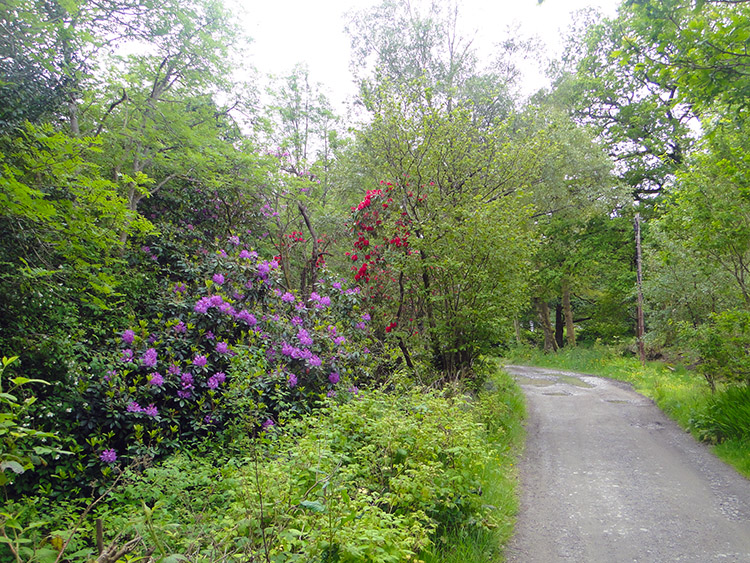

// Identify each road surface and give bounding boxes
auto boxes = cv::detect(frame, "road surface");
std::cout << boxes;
[504,364,750,563]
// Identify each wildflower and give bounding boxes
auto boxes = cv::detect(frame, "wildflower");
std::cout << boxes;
[193,354,207,367]
[100,449,117,464]
[329,372,340,384]
[288,373,298,388]
[281,292,295,303]
[142,348,158,368]
[213,273,225,285]
[127,401,142,413]
[121,329,135,345]
[144,404,159,417]
[216,341,229,354]
[148,372,164,386]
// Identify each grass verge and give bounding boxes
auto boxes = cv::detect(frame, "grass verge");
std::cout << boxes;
[421,361,526,563]
[504,345,750,479]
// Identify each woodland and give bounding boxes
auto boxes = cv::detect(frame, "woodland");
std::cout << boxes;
[1,0,749,561]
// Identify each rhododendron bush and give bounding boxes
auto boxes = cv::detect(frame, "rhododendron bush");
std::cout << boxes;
[59,239,375,476]
[348,180,536,380]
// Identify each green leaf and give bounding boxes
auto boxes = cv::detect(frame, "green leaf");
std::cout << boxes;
[0,460,25,474]
[299,500,326,513]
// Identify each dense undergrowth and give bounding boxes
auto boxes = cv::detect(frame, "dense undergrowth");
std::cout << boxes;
[1,366,524,563]
[505,345,750,478]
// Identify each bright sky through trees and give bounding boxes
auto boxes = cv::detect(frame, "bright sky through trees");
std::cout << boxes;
[238,0,621,106]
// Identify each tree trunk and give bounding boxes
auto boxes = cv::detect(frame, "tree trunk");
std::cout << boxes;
[555,303,564,349]
[634,212,646,365]
[562,282,576,347]
[535,298,558,353]
[513,318,522,345]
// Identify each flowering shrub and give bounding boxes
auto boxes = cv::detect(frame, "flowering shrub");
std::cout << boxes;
[73,241,374,468]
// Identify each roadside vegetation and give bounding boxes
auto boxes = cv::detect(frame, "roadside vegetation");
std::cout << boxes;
[4,0,750,560]
[505,345,750,478]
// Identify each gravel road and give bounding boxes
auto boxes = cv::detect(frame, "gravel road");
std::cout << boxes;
[503,364,750,563]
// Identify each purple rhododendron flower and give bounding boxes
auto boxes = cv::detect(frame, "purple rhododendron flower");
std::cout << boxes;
[181,372,194,388]
[309,292,321,302]
[216,341,229,354]
[295,301,306,311]
[121,329,135,345]
[327,390,336,398]
[142,348,158,368]
[356,322,367,330]
[237,310,257,326]
[281,292,295,303]
[212,273,225,285]
[297,329,313,347]
[214,372,226,384]
[262,419,275,429]
[291,316,303,326]
[320,296,331,307]
[193,354,207,367]
[332,282,342,290]
[144,404,158,416]
[168,363,181,375]
[207,376,220,389]
[362,313,371,322]
[194,297,211,314]
[104,370,116,382]
[127,401,142,413]
[288,373,298,387]
[257,262,271,278]
[308,355,322,367]
[334,336,346,346]
[209,294,224,307]
[281,342,294,356]
[173,282,187,294]
[121,349,134,363]
[174,321,187,333]
[328,325,337,335]
[206,331,215,340]
[219,302,235,315]
[100,449,117,464]
[329,372,340,384]
[348,385,360,395]
[177,389,192,399]
[228,235,240,245]
[148,372,164,386]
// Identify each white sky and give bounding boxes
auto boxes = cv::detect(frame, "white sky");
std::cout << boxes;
[233,0,621,107]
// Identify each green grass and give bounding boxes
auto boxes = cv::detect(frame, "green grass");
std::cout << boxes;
[504,345,750,479]
[421,362,526,563]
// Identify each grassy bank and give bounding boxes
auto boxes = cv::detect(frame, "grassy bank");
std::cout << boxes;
[504,345,750,479]
[421,363,526,563]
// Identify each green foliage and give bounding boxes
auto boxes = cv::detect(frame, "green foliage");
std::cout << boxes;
[689,385,750,444]
[690,310,750,390]
[2,374,524,562]
[0,356,64,489]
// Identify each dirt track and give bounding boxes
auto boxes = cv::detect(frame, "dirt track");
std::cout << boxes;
[504,364,750,563]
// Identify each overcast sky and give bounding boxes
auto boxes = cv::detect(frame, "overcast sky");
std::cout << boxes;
[234,0,622,106]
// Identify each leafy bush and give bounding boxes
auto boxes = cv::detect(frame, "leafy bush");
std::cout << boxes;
[16,240,376,496]
[692,309,750,390]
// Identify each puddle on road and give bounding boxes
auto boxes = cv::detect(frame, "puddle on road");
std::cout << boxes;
[514,375,594,389]
[514,376,556,387]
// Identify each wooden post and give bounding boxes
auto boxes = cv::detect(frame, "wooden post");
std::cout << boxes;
[634,212,646,365]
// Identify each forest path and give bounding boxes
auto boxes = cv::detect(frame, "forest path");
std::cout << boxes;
[503,364,750,563]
